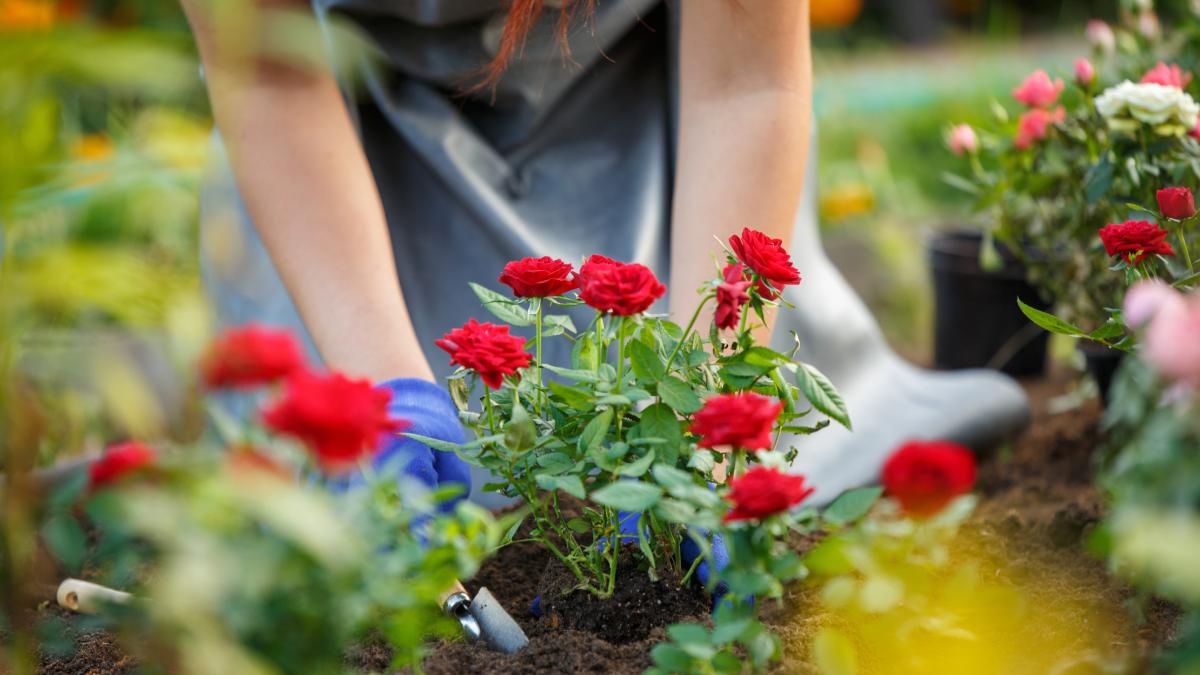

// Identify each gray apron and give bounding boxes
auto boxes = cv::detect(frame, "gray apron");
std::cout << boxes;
[201,0,672,504]
[203,0,669,375]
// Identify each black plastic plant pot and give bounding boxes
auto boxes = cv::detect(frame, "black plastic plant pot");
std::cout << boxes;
[928,230,1050,377]
[1079,342,1124,406]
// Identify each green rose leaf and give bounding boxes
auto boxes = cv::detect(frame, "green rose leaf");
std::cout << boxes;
[629,339,666,383]
[656,376,702,414]
[635,403,683,464]
[536,474,587,500]
[794,363,851,430]
[578,409,613,454]
[590,481,663,511]
[469,282,532,326]
[822,486,883,526]
[618,449,656,477]
[504,400,537,453]
[1017,298,1086,338]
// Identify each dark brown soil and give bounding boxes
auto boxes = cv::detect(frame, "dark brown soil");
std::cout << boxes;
[21,373,1184,674]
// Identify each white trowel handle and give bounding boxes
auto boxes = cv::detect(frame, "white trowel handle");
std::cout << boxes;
[56,578,132,614]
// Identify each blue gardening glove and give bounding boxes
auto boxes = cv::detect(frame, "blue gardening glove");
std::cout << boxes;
[618,512,729,598]
[329,378,471,511]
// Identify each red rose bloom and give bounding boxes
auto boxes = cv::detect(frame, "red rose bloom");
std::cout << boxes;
[576,255,666,316]
[89,442,156,489]
[262,370,405,473]
[724,466,815,523]
[498,256,579,298]
[689,392,783,451]
[1157,187,1196,220]
[882,440,976,517]
[200,324,305,389]
[729,228,801,300]
[715,263,752,330]
[1099,220,1176,264]
[435,319,532,389]
[1141,62,1192,89]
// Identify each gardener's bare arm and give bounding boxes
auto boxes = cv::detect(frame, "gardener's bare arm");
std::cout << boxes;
[181,0,434,382]
[669,0,812,337]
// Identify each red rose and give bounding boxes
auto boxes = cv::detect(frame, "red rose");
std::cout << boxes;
[1012,69,1064,108]
[882,440,976,517]
[729,228,801,300]
[1141,62,1192,89]
[1099,220,1176,264]
[1014,106,1064,150]
[200,324,305,389]
[576,255,666,316]
[498,256,579,298]
[1157,187,1196,220]
[262,370,405,473]
[715,263,752,330]
[435,319,531,389]
[89,442,156,489]
[689,392,783,451]
[724,466,815,523]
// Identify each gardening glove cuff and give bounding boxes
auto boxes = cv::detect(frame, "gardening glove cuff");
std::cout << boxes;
[375,378,472,510]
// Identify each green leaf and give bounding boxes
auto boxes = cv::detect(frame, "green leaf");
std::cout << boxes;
[1088,320,1125,341]
[629,339,666,383]
[470,282,532,326]
[578,409,613,454]
[544,363,602,383]
[504,401,537,453]
[656,376,702,414]
[651,464,693,491]
[590,481,663,511]
[1017,298,1085,337]
[403,433,463,454]
[618,449,656,477]
[688,449,716,473]
[548,380,592,409]
[794,363,851,430]
[651,643,695,673]
[566,517,591,534]
[41,514,86,572]
[635,403,682,464]
[572,336,599,371]
[942,171,980,195]
[712,651,743,673]
[1085,155,1114,204]
[535,452,574,475]
[536,474,587,500]
[711,618,753,644]
[654,498,697,523]
[544,314,576,334]
[667,623,710,646]
[823,486,883,526]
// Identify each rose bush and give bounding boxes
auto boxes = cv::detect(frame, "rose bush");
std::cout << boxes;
[423,233,866,672]
[949,4,1200,351]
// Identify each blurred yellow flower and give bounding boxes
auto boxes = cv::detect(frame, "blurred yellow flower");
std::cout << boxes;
[820,182,875,223]
[72,133,114,162]
[0,0,55,31]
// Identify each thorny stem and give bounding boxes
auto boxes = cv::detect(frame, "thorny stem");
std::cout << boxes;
[665,293,714,371]
[484,392,497,434]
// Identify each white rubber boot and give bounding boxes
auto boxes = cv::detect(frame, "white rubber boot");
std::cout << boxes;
[773,143,1030,504]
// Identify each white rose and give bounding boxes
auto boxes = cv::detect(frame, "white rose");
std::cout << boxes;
[1095,81,1200,135]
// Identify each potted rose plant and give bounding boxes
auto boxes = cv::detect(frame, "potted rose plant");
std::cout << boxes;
[946,0,1200,399]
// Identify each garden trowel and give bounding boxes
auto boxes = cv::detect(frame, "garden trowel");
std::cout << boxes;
[442,586,528,654]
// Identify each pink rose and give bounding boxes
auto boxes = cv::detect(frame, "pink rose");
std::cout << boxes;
[1074,58,1095,86]
[1137,10,1161,40]
[1085,20,1115,53]
[1013,69,1064,108]
[1141,62,1192,89]
[947,124,978,156]
[1123,280,1181,327]
[1014,107,1065,150]
[1144,291,1200,387]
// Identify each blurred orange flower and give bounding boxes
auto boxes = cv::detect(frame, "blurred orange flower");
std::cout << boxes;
[72,133,114,162]
[0,0,55,31]
[810,0,862,30]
